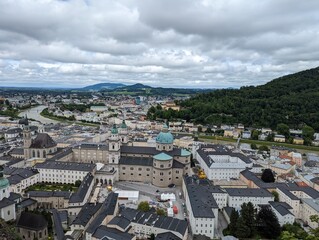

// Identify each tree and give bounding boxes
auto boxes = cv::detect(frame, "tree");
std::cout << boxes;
[258,145,269,153]
[156,208,166,216]
[280,231,298,240]
[236,216,251,238]
[281,223,308,239]
[138,201,150,212]
[197,126,202,133]
[302,125,315,139]
[241,202,256,237]
[149,233,155,240]
[277,123,290,138]
[261,169,275,183]
[75,180,82,187]
[303,125,315,146]
[309,215,319,238]
[229,209,239,236]
[272,191,279,202]
[251,130,259,140]
[205,127,212,133]
[257,205,281,239]
[251,143,258,150]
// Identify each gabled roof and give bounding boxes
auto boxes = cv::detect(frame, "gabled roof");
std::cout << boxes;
[30,133,57,149]
[16,212,48,230]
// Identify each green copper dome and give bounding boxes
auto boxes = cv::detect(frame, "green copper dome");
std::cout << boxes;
[120,120,127,129]
[156,123,174,144]
[0,165,9,189]
[153,152,173,161]
[111,124,118,134]
[0,178,9,189]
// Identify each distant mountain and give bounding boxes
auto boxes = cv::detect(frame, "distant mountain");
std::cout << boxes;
[100,83,212,96]
[116,83,152,90]
[148,66,319,131]
[81,82,126,91]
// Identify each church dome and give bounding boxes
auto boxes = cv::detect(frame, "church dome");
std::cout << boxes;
[120,120,127,129]
[0,165,9,189]
[111,124,118,134]
[156,123,174,144]
[0,178,9,189]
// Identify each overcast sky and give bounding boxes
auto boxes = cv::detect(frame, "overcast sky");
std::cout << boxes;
[0,0,319,88]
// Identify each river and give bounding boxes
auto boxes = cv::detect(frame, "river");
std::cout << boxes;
[19,105,59,124]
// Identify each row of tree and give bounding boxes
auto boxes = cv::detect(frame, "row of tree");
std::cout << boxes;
[226,202,319,239]
[227,202,281,238]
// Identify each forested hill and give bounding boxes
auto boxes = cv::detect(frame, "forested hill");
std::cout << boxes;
[148,67,319,130]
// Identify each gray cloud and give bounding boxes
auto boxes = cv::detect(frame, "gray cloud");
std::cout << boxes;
[0,0,319,88]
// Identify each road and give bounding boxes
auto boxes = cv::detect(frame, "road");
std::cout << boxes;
[19,105,59,124]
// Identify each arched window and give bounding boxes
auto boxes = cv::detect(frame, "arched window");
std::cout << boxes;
[43,151,46,158]
[32,150,35,158]
[37,150,40,158]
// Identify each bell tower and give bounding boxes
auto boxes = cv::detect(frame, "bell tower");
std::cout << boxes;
[23,117,31,159]
[109,124,120,164]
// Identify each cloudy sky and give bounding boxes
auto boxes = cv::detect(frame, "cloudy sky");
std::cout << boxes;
[0,0,319,88]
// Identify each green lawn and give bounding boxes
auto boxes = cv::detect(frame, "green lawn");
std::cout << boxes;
[199,135,319,152]
[25,183,78,192]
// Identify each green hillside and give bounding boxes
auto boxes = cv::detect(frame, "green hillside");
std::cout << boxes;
[148,67,319,130]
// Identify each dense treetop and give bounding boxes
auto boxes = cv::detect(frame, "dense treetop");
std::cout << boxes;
[148,67,319,130]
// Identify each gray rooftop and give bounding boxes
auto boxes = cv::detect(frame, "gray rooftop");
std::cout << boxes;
[69,172,94,203]
[51,209,65,240]
[71,202,102,227]
[35,161,95,172]
[269,201,293,216]
[197,144,252,167]
[225,188,273,198]
[120,208,188,236]
[86,192,119,234]
[119,156,153,166]
[92,226,134,240]
[183,176,221,218]
[27,191,71,199]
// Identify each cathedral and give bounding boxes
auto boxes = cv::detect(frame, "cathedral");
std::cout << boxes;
[23,121,191,187]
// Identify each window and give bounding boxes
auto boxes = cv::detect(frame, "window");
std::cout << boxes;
[146,168,150,171]
[7,210,10,215]
[160,172,164,176]
[122,167,126,170]
[130,167,134,170]
[160,165,164,168]
[138,168,142,171]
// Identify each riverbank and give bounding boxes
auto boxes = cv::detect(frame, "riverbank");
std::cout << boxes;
[40,108,99,127]
[199,135,319,152]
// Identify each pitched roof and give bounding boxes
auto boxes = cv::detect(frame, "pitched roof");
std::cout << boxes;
[92,226,134,240]
[29,133,57,149]
[16,212,48,230]
[69,173,94,203]
[183,176,221,218]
